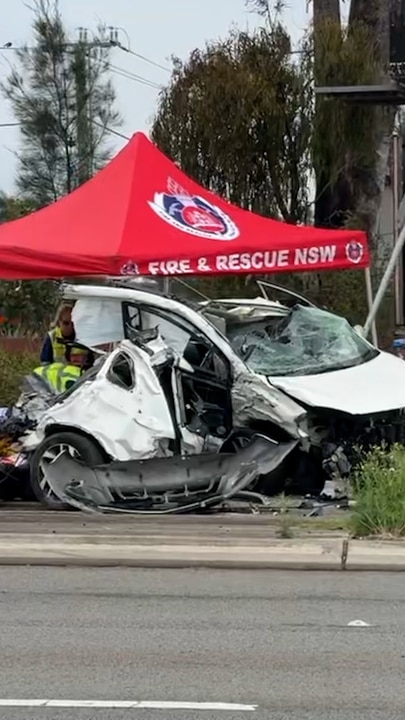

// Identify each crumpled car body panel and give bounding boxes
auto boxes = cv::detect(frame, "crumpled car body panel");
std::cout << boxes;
[26,339,179,461]
[42,434,297,513]
[232,371,308,440]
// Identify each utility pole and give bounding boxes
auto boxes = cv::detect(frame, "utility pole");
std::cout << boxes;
[72,31,90,186]
[70,26,125,187]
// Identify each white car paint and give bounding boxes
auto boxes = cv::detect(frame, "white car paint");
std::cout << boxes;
[269,350,405,415]
[30,339,177,461]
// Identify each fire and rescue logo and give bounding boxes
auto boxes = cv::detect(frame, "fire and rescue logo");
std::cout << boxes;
[121,260,140,276]
[345,240,364,265]
[148,189,239,241]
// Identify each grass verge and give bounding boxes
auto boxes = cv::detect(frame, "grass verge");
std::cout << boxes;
[0,348,37,406]
[351,444,405,538]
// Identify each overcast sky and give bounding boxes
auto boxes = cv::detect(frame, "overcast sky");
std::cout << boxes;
[0,0,311,194]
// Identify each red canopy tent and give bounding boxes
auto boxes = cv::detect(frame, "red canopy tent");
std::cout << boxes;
[0,132,369,280]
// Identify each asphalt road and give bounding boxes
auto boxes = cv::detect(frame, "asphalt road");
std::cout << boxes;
[0,568,403,720]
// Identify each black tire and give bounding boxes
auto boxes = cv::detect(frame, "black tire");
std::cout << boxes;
[30,431,105,510]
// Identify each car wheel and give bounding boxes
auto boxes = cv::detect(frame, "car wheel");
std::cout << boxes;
[30,431,105,510]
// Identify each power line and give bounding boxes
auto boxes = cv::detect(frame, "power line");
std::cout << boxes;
[92,121,130,140]
[108,63,162,90]
[109,67,161,89]
[0,118,131,141]
[117,45,171,73]
[1,42,171,74]
[0,45,164,90]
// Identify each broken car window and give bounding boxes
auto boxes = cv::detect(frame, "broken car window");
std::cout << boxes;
[106,352,135,390]
[228,305,379,377]
[140,310,192,357]
[125,304,140,329]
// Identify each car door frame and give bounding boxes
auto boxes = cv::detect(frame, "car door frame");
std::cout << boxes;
[122,301,234,439]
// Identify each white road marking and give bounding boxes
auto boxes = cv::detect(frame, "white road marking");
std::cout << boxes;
[347,619,370,627]
[0,699,257,711]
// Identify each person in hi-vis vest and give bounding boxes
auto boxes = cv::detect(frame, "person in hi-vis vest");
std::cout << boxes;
[32,362,82,394]
[40,303,85,364]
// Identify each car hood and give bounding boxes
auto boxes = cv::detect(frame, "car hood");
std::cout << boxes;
[267,350,405,415]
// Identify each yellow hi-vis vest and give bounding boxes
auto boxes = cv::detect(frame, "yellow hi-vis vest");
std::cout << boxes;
[49,327,84,362]
[33,362,82,394]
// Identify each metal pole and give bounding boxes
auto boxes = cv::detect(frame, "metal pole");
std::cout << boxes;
[393,114,403,324]
[364,268,378,345]
[87,47,94,177]
[364,220,405,337]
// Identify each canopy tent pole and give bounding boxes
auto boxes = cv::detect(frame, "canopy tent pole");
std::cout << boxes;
[364,222,405,339]
[392,115,403,325]
[364,267,378,346]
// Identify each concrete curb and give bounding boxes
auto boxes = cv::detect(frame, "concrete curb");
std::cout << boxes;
[0,534,404,569]
[0,536,344,569]
[345,539,405,570]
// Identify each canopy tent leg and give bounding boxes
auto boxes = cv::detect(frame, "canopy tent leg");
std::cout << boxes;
[364,268,378,346]
[392,115,403,325]
[364,222,405,340]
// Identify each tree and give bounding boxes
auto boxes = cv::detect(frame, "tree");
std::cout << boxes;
[311,0,393,329]
[152,23,312,225]
[0,194,37,223]
[0,193,58,333]
[312,0,392,238]
[1,0,122,206]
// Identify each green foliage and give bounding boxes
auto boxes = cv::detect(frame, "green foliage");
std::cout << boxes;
[0,282,56,335]
[245,0,286,24]
[0,348,38,406]
[1,0,121,205]
[0,193,58,331]
[311,9,393,239]
[0,195,37,221]
[152,25,313,225]
[313,18,382,197]
[351,444,405,537]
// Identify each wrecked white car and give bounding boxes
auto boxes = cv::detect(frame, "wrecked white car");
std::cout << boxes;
[23,278,405,509]
[24,327,297,511]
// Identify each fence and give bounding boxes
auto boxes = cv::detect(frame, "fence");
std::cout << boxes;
[0,337,41,354]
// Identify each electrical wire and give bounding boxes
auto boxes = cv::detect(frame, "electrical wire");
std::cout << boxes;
[0,118,131,141]
[108,63,162,90]
[0,45,164,90]
[117,45,171,73]
[91,121,130,140]
[1,42,171,74]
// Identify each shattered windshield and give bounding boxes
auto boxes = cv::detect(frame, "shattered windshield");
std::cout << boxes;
[227,305,379,377]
